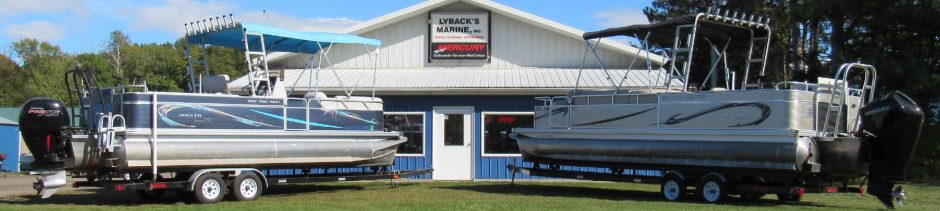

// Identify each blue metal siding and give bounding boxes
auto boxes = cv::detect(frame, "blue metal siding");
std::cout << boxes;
[382,96,538,179]
[0,125,19,172]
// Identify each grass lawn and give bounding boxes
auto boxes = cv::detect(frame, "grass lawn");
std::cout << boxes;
[2,181,939,210]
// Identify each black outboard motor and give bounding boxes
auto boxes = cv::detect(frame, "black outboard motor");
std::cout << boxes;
[19,97,71,169]
[858,91,924,209]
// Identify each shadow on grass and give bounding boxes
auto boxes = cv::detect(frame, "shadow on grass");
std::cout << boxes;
[438,183,846,209]
[0,183,364,206]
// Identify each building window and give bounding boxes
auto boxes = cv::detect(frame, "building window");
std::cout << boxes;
[384,112,425,156]
[482,112,534,156]
[443,114,465,146]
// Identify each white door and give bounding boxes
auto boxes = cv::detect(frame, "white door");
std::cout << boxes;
[432,107,473,180]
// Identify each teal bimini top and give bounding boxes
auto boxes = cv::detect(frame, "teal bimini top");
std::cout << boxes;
[185,22,381,54]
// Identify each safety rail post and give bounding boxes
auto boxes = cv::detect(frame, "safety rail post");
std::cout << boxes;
[150,93,159,179]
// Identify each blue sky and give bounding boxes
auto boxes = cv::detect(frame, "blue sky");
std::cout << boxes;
[0,0,652,54]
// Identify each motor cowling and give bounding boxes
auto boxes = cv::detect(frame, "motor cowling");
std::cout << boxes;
[857,91,924,208]
[19,97,71,168]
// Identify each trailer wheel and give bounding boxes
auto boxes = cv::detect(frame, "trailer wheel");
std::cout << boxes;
[660,174,686,201]
[698,175,728,203]
[232,173,263,201]
[193,174,226,204]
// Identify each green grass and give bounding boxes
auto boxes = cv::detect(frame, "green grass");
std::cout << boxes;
[2,181,939,210]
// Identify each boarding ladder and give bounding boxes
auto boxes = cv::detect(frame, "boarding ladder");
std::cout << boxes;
[242,32,273,96]
[741,33,771,90]
[818,63,877,137]
[184,46,210,93]
[665,23,696,92]
[96,113,126,152]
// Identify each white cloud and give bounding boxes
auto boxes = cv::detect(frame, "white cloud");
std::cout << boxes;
[239,11,361,33]
[0,0,89,17]
[126,0,238,35]
[125,0,362,35]
[2,21,67,41]
[594,7,649,28]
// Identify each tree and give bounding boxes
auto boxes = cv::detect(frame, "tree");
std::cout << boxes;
[0,53,29,106]
[10,38,75,103]
[104,31,130,81]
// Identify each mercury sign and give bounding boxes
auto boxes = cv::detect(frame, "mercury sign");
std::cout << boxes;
[429,12,489,60]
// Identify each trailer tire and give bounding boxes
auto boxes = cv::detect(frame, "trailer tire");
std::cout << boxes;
[698,175,728,203]
[193,174,226,204]
[660,174,686,201]
[232,173,263,201]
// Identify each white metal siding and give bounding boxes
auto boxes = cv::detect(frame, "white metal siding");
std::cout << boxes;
[283,3,641,69]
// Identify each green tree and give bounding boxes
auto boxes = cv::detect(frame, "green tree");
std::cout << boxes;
[0,53,30,106]
[10,38,75,103]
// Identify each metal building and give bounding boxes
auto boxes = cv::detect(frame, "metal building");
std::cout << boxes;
[0,116,19,172]
[230,0,665,180]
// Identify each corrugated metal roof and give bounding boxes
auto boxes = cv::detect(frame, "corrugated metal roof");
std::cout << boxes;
[228,68,680,95]
[0,116,17,125]
[0,108,19,125]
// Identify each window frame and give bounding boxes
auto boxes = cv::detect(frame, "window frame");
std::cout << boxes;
[480,111,534,157]
[385,111,427,157]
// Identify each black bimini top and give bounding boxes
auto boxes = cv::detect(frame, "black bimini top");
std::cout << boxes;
[583,14,770,47]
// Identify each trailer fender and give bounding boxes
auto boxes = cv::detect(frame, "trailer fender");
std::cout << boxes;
[701,172,728,183]
[663,171,687,181]
[186,168,268,191]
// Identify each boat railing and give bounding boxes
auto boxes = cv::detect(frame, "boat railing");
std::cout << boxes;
[286,98,307,131]
[184,14,238,36]
[774,81,863,96]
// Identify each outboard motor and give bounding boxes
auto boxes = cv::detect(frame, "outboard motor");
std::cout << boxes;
[19,97,71,198]
[858,91,924,209]
[20,97,72,166]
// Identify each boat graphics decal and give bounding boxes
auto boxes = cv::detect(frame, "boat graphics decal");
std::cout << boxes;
[661,102,771,127]
[158,104,280,129]
[328,110,379,125]
[249,109,342,129]
[534,107,569,120]
[571,107,655,126]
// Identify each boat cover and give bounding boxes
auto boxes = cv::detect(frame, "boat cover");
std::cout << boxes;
[582,14,768,47]
[186,22,381,54]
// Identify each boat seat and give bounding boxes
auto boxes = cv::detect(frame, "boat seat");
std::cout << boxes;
[203,75,230,93]
[303,92,329,99]
[345,96,382,103]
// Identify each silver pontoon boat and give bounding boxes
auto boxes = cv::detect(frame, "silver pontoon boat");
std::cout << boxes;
[19,15,406,200]
[511,10,923,208]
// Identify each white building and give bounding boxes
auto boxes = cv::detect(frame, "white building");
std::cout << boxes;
[232,0,664,180]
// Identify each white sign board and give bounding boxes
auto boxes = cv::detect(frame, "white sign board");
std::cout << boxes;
[429,12,489,60]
